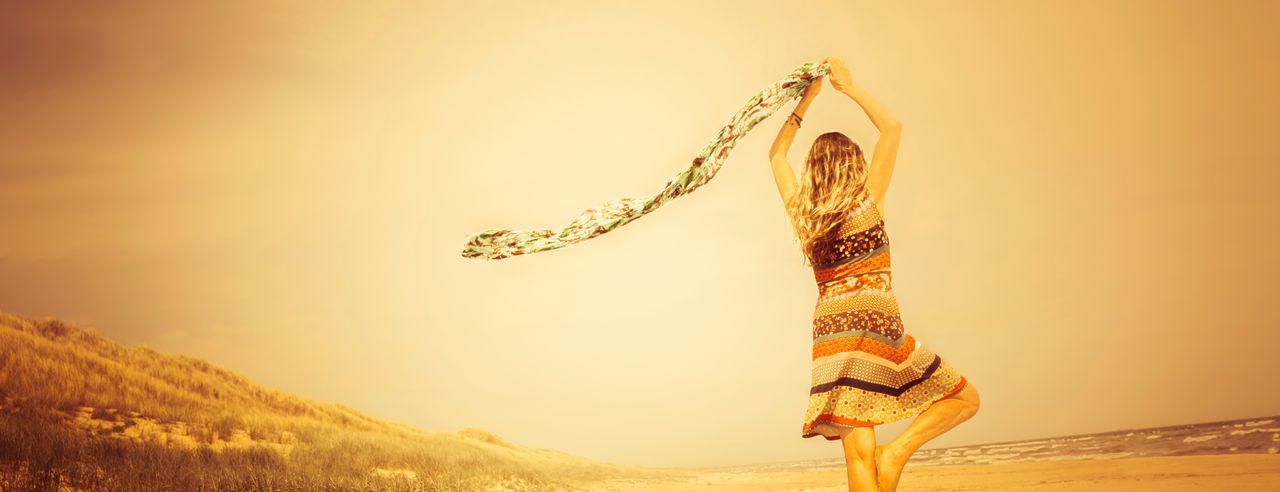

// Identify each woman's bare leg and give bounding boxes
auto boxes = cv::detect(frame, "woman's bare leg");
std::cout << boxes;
[875,381,981,492]
[840,426,879,491]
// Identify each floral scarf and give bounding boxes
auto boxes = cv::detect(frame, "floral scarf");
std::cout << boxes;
[460,60,831,260]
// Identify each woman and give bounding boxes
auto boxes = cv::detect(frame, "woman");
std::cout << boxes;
[768,56,982,492]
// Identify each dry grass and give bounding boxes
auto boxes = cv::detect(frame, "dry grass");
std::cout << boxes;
[0,310,684,491]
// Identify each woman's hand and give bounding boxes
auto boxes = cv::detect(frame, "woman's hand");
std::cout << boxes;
[822,56,854,93]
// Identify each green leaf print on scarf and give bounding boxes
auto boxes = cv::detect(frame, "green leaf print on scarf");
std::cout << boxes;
[461,61,831,260]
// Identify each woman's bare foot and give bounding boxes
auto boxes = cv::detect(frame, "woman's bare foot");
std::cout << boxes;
[874,444,909,492]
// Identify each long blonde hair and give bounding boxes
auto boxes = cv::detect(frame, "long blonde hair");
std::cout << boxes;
[784,131,869,267]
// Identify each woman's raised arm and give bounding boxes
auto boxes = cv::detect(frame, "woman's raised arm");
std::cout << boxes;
[827,56,902,210]
[767,74,823,205]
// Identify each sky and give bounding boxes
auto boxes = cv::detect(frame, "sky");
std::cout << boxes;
[2,0,1278,468]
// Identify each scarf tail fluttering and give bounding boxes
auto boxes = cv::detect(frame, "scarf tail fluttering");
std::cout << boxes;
[461,61,831,260]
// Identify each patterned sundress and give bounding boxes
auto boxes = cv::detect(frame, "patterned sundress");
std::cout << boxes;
[801,189,968,440]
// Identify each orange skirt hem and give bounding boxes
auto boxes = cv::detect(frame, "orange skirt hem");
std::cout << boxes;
[801,376,968,440]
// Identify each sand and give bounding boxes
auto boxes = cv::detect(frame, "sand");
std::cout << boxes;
[590,454,1280,491]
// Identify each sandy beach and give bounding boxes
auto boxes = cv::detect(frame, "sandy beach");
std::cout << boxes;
[591,454,1280,491]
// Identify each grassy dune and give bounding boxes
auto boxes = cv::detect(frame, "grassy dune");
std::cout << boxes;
[0,310,682,491]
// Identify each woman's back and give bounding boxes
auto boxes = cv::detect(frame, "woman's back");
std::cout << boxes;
[801,188,967,440]
[809,190,893,293]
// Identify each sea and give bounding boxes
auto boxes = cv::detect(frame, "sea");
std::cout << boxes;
[707,414,1280,472]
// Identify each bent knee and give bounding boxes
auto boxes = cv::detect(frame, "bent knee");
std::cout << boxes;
[961,382,981,413]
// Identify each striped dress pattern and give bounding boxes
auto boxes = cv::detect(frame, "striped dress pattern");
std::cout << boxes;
[802,190,967,440]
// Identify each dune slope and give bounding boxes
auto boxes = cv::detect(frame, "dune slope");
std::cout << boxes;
[0,310,680,491]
